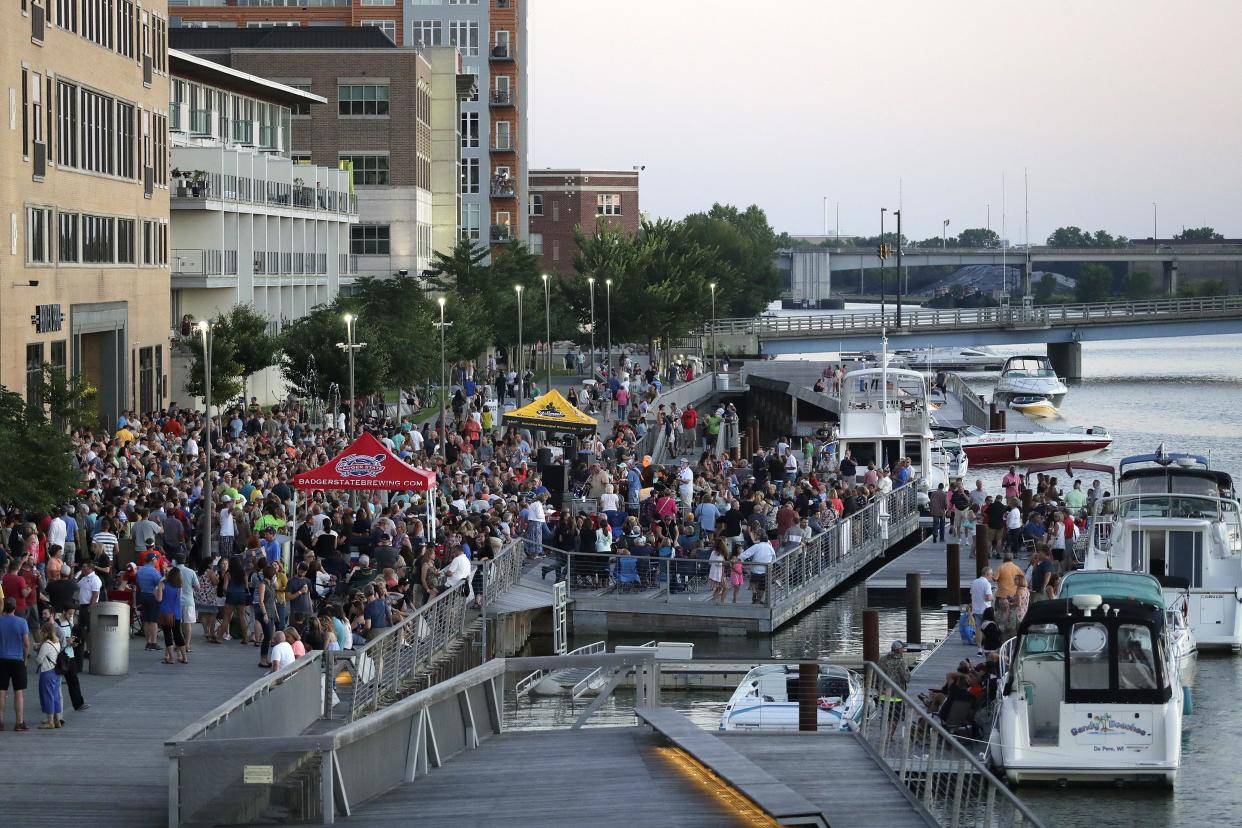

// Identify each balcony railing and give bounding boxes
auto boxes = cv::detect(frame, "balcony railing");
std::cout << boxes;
[490,44,513,60]
[491,139,513,152]
[491,224,514,243]
[171,171,357,215]
[490,89,512,106]
[490,179,516,197]
[172,248,238,277]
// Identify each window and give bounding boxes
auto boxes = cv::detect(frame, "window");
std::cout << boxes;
[493,74,510,104]
[552,239,560,261]
[448,20,479,55]
[411,20,441,46]
[1118,625,1159,690]
[21,68,28,159]
[59,212,79,262]
[116,102,136,179]
[460,202,481,240]
[30,72,44,147]
[26,344,44,414]
[338,84,389,117]
[83,0,114,49]
[597,193,622,216]
[360,0,396,4]
[57,81,78,167]
[82,214,115,263]
[494,120,510,150]
[351,225,391,255]
[55,0,78,33]
[493,29,510,57]
[143,220,157,265]
[362,19,396,43]
[1069,622,1110,691]
[81,89,115,175]
[460,157,480,193]
[340,154,389,186]
[117,218,135,264]
[529,232,543,255]
[117,0,135,58]
[460,111,479,148]
[284,83,312,117]
[50,341,66,374]
[27,207,53,264]
[529,193,543,216]
[291,151,311,164]
[153,113,168,185]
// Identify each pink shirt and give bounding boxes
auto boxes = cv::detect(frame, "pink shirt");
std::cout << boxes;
[291,641,307,658]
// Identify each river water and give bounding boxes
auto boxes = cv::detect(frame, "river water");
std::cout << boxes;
[527,317,1242,826]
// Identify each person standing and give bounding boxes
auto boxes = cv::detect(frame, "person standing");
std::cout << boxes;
[218,495,236,558]
[135,544,164,651]
[156,566,188,665]
[53,606,87,712]
[970,567,994,618]
[1001,466,1022,501]
[740,531,777,604]
[928,483,949,543]
[175,554,200,652]
[0,597,31,731]
[35,621,63,730]
[877,640,911,727]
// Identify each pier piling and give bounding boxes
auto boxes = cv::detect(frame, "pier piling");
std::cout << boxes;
[798,661,819,732]
[945,542,960,606]
[974,529,989,577]
[863,608,879,663]
[905,573,922,645]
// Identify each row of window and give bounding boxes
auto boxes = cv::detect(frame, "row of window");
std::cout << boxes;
[526,194,624,217]
[349,224,431,261]
[410,20,479,54]
[27,206,168,267]
[24,70,169,188]
[45,0,168,75]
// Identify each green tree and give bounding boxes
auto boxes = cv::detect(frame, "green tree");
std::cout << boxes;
[1046,226,1126,248]
[39,364,98,432]
[349,275,441,391]
[1074,264,1114,302]
[1034,273,1057,304]
[426,238,490,292]
[279,301,386,401]
[682,204,783,319]
[182,326,243,405]
[0,388,81,512]
[220,304,279,400]
[956,227,1001,248]
[1125,270,1154,299]
[1173,226,1223,242]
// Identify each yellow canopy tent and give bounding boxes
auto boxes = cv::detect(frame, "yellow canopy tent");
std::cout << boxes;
[502,389,598,435]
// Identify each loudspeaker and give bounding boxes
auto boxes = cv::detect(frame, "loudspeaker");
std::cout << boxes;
[537,447,554,466]
[541,463,570,507]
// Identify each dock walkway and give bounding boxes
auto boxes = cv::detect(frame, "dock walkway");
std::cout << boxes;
[1,634,271,828]
[868,536,980,591]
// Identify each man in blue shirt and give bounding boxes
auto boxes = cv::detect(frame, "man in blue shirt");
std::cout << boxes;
[0,597,31,731]
[694,496,720,535]
[135,544,164,650]
[626,463,642,515]
[260,527,283,566]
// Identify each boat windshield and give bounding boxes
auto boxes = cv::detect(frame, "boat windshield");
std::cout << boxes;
[1060,572,1165,609]
[1002,357,1056,378]
[1113,494,1230,521]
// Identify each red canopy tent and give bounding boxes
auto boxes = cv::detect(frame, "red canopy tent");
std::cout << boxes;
[291,432,440,553]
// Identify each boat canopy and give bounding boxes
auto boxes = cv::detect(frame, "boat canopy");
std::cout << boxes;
[1060,571,1165,609]
[1119,452,1210,474]
[1001,355,1057,377]
[1119,467,1234,498]
[1022,460,1116,487]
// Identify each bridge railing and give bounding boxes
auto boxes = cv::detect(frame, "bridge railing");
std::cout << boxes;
[855,662,1044,828]
[706,294,1242,337]
[942,372,990,431]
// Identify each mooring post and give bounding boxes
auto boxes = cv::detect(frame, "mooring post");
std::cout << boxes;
[863,608,880,664]
[974,527,989,577]
[906,572,922,645]
[798,661,819,732]
[946,541,961,607]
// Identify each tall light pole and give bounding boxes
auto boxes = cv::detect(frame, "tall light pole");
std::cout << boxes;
[894,209,903,328]
[879,207,887,318]
[196,321,213,563]
[514,284,524,406]
[709,281,717,381]
[587,276,596,379]
[943,219,950,249]
[541,273,552,393]
[605,278,613,377]
[341,313,357,436]
[1153,202,1158,249]
[434,297,451,458]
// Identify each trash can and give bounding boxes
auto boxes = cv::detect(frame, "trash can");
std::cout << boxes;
[717,372,730,390]
[89,601,131,676]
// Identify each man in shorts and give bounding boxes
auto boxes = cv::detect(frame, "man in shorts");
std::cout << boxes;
[0,597,31,731]
[740,530,777,604]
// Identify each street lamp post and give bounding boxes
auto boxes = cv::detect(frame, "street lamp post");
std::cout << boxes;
[341,313,357,436]
[1153,202,1158,250]
[435,297,452,458]
[709,281,717,385]
[879,208,887,319]
[541,273,552,393]
[587,276,595,379]
[196,321,213,563]
[514,284,524,406]
[605,278,613,378]
[894,209,903,328]
[943,219,950,249]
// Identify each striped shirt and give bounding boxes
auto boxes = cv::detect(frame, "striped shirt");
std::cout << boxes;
[92,531,119,556]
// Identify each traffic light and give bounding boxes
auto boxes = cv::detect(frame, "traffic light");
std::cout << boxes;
[877,244,891,261]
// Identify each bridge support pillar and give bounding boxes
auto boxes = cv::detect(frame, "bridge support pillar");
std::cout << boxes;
[1022,260,1033,297]
[1162,260,1179,294]
[1047,341,1082,382]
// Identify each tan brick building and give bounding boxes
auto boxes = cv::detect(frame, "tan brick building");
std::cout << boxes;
[2,0,173,423]
[528,169,641,276]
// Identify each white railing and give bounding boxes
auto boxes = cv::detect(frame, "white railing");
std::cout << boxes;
[706,295,1242,337]
[480,538,525,610]
[855,663,1044,828]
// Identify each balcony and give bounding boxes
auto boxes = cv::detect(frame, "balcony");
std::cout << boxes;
[490,44,514,61]
[490,224,515,243]
[490,139,513,153]
[171,170,357,215]
[172,248,238,280]
[490,89,512,107]
[490,177,516,197]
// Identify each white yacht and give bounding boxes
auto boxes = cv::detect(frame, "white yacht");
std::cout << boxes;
[1060,571,1197,685]
[720,664,864,732]
[993,355,1069,406]
[1081,451,1242,651]
[989,593,1185,786]
[899,346,1005,372]
[837,360,933,483]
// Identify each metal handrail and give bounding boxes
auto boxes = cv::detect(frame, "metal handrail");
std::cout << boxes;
[704,295,1242,337]
[943,372,990,431]
[854,662,1044,828]
[480,538,525,610]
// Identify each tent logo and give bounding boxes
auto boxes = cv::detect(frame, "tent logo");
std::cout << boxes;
[536,402,565,419]
[335,453,386,478]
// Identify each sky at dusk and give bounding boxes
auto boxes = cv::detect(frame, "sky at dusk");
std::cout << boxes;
[527,0,1242,241]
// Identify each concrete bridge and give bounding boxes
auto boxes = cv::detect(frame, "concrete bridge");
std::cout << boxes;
[816,244,1242,294]
[707,295,1242,377]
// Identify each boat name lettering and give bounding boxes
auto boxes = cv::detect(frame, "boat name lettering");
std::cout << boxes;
[1070,713,1149,738]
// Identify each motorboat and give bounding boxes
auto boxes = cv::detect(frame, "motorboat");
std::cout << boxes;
[988,594,1185,786]
[836,359,933,482]
[1059,571,1197,685]
[993,355,1068,406]
[1009,396,1058,420]
[956,425,1112,466]
[1081,450,1242,651]
[720,664,864,732]
[898,346,1006,372]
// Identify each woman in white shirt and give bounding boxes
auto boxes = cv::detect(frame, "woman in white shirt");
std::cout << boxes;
[598,484,620,514]
[708,539,727,603]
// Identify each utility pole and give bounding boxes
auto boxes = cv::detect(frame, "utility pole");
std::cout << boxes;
[879,207,888,317]
[337,314,365,437]
[587,276,595,378]
[1153,202,1158,250]
[196,321,213,563]
[435,297,452,458]
[514,285,524,406]
[541,273,552,393]
[605,278,613,378]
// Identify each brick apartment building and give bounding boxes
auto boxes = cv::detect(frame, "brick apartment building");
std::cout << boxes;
[172,27,472,280]
[169,0,403,46]
[528,169,641,276]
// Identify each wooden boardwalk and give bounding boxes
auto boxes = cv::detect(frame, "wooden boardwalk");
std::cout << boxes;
[867,536,983,591]
[341,727,754,827]
[0,634,272,827]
